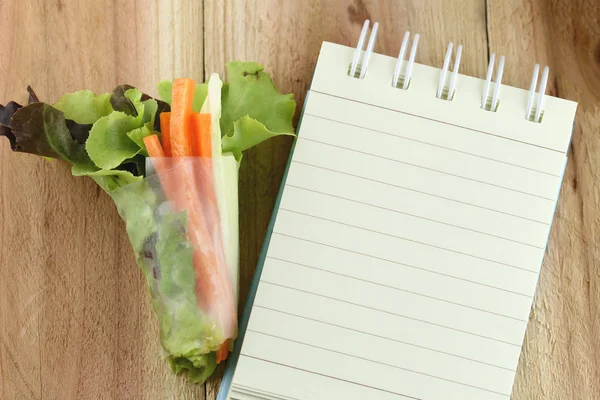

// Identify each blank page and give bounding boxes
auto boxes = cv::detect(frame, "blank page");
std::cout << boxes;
[220,42,577,400]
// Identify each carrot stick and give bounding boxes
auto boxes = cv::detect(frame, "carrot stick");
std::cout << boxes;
[217,345,223,364]
[191,112,219,223]
[143,134,177,196]
[216,340,229,364]
[144,134,166,158]
[170,78,196,157]
[159,112,172,157]
[191,113,212,157]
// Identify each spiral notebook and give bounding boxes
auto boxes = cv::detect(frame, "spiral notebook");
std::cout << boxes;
[218,21,577,400]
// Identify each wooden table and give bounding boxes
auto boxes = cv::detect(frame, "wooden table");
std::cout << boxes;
[1,1,598,399]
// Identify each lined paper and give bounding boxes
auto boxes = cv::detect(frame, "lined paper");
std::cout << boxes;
[224,42,576,400]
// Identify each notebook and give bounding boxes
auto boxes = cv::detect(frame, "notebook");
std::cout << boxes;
[218,21,577,400]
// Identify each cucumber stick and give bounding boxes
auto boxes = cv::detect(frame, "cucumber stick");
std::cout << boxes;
[202,74,239,309]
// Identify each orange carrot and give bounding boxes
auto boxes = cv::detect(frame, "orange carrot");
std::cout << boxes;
[145,133,180,205]
[170,78,195,157]
[190,112,219,222]
[144,134,166,158]
[159,112,172,157]
[143,134,177,195]
[191,113,212,157]
[216,340,229,364]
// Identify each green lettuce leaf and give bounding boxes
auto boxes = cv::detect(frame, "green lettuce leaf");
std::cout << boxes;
[54,90,113,124]
[126,126,152,157]
[155,209,219,382]
[109,178,158,256]
[110,85,142,116]
[85,111,142,170]
[169,354,216,384]
[109,176,221,383]
[113,88,157,157]
[72,163,142,193]
[219,62,296,159]
[113,86,160,138]
[111,86,153,121]
[142,98,158,128]
[221,62,295,137]
[157,80,208,112]
[123,88,145,117]
[155,211,196,295]
[157,80,172,104]
[112,85,170,132]
[222,115,295,161]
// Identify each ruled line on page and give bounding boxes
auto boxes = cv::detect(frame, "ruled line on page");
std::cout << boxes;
[231,390,295,400]
[239,355,425,400]
[266,256,527,322]
[292,161,550,225]
[285,184,544,249]
[254,305,517,372]
[261,257,529,338]
[297,116,561,201]
[310,89,564,154]
[255,282,524,371]
[258,281,523,347]
[232,384,302,400]
[246,330,511,397]
[298,137,556,201]
[267,232,537,319]
[231,394,287,400]
[277,209,539,273]
[304,113,561,177]
[271,232,534,297]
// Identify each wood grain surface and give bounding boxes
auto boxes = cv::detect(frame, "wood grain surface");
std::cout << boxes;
[0,1,598,399]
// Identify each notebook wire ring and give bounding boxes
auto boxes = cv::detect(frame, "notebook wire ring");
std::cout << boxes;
[436,42,463,100]
[392,31,420,89]
[350,23,550,121]
[525,64,549,122]
[481,54,505,111]
[349,20,379,79]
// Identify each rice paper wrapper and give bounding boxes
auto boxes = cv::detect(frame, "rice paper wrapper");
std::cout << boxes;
[109,157,237,383]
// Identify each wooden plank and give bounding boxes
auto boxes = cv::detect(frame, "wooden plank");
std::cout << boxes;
[203,0,488,398]
[486,1,600,399]
[0,1,205,399]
